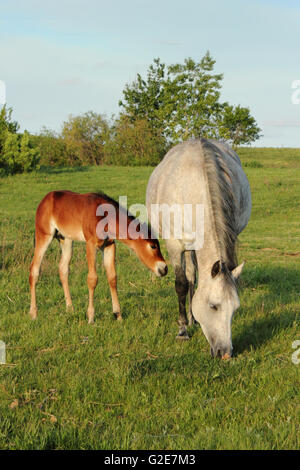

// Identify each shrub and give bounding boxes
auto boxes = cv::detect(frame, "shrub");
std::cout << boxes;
[33,127,67,167]
[105,115,166,166]
[62,111,110,165]
[0,130,40,175]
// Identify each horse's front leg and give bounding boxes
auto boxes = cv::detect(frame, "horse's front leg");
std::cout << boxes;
[86,241,98,324]
[103,241,122,321]
[174,266,189,339]
[184,250,197,326]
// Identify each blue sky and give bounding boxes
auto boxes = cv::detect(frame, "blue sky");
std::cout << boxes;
[1,0,300,146]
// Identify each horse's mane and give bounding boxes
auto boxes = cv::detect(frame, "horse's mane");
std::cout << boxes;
[200,138,238,270]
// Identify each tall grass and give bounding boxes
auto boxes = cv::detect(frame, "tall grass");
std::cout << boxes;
[0,149,299,449]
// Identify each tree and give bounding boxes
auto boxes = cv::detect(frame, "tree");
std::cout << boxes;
[119,53,261,146]
[218,104,262,146]
[119,58,166,134]
[62,111,110,165]
[164,54,224,141]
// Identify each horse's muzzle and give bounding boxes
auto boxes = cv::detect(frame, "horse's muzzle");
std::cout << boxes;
[210,344,232,359]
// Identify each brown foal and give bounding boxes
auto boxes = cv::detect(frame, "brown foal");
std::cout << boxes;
[29,190,167,323]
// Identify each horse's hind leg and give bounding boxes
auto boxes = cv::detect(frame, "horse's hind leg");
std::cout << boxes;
[59,238,73,311]
[103,241,122,321]
[29,231,53,319]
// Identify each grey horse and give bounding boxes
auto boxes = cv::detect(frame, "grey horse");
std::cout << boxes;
[146,138,251,358]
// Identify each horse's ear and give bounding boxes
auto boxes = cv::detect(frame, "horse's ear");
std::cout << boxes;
[231,261,245,280]
[211,260,221,278]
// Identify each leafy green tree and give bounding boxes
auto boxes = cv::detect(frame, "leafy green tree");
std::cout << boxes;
[119,58,166,134]
[218,104,262,146]
[119,53,224,142]
[62,111,110,165]
[119,53,261,146]
[165,54,224,141]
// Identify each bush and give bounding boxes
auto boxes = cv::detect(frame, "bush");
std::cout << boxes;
[62,111,110,165]
[33,127,67,167]
[105,115,166,166]
[0,130,40,175]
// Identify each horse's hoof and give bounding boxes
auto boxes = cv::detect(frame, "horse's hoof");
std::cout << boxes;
[176,332,190,340]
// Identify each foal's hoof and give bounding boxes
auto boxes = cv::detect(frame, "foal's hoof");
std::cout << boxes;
[29,311,37,321]
[176,331,190,341]
[113,312,123,322]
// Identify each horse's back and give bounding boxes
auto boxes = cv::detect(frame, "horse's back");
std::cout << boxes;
[147,140,206,207]
[146,138,251,235]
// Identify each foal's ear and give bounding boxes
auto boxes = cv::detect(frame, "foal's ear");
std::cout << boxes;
[139,222,150,239]
[231,261,245,280]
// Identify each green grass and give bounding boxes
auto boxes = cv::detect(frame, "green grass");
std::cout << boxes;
[0,148,299,450]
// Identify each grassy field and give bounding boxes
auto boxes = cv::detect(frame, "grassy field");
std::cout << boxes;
[0,148,299,450]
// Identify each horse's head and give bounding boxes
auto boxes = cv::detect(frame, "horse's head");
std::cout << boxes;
[192,260,244,358]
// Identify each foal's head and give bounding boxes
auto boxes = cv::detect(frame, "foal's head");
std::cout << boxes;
[126,224,168,278]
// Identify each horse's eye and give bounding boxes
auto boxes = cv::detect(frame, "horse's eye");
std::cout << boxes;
[209,303,218,311]
[150,244,156,250]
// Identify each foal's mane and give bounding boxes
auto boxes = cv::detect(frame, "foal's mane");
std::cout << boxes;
[94,191,135,222]
[94,191,152,238]
[200,138,238,270]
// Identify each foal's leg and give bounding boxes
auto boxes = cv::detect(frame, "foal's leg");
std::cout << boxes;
[103,242,122,321]
[29,231,53,319]
[59,238,73,311]
[184,251,197,326]
[86,241,98,324]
